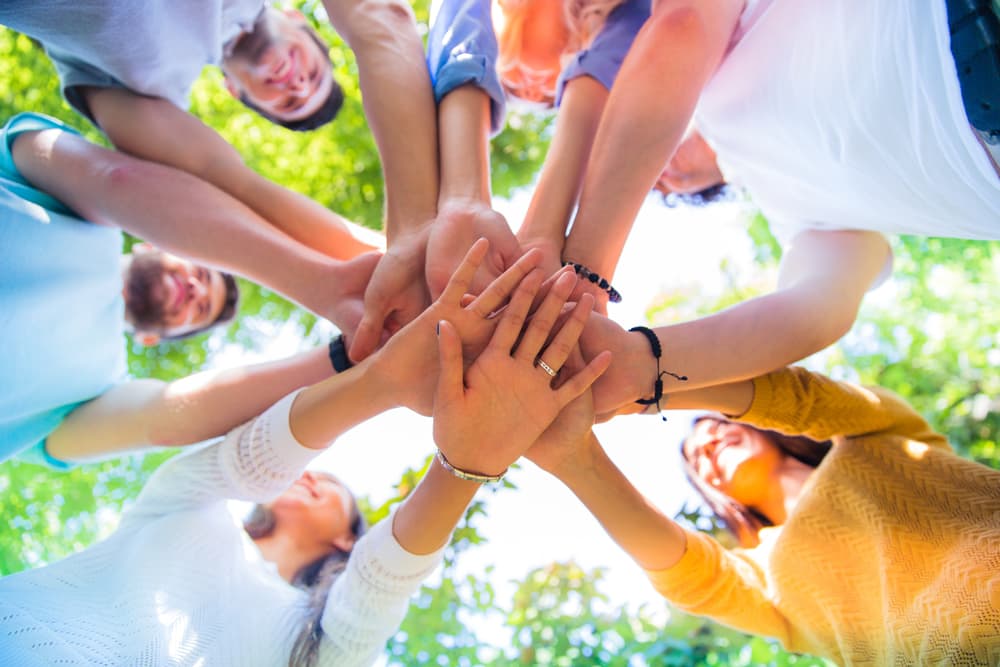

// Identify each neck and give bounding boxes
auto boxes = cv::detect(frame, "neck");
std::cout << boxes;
[754,457,813,526]
[252,532,327,582]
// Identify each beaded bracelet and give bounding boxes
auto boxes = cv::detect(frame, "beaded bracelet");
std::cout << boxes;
[435,450,507,484]
[562,261,622,303]
[328,334,354,373]
[629,325,687,420]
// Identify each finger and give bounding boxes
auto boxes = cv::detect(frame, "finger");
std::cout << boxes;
[434,320,465,408]
[529,264,576,314]
[468,248,543,318]
[513,270,578,363]
[555,349,612,405]
[488,268,545,354]
[438,238,490,305]
[532,293,594,372]
[349,307,389,363]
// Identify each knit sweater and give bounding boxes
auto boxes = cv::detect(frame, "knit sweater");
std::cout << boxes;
[647,368,1000,666]
[0,391,445,666]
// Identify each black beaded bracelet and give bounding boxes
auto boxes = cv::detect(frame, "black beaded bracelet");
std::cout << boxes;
[562,261,622,303]
[328,334,354,373]
[629,325,687,420]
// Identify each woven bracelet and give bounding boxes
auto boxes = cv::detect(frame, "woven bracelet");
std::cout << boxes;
[562,261,622,303]
[629,325,687,420]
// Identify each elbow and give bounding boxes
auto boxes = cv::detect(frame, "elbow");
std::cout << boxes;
[343,0,418,48]
[647,3,711,49]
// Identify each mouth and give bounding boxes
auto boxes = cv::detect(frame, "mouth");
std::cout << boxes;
[270,46,298,86]
[170,273,187,312]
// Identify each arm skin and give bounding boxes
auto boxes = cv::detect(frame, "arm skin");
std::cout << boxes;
[562,0,744,284]
[581,229,891,418]
[47,347,336,463]
[11,127,379,333]
[517,76,610,277]
[82,87,381,260]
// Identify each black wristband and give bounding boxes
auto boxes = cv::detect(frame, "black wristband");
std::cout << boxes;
[629,325,687,420]
[328,334,354,373]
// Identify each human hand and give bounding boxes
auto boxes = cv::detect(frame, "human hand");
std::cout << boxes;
[525,346,599,475]
[432,269,612,477]
[517,234,564,281]
[321,251,383,340]
[578,313,657,421]
[425,200,523,300]
[371,239,550,416]
[349,230,432,363]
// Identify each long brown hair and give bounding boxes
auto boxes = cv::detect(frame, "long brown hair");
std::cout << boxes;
[244,478,368,667]
[680,416,832,548]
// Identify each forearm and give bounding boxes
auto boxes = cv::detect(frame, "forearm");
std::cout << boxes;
[84,87,378,260]
[554,432,687,571]
[47,347,335,462]
[13,128,347,318]
[518,77,608,247]
[326,0,439,241]
[564,3,738,277]
[392,454,480,555]
[437,85,493,206]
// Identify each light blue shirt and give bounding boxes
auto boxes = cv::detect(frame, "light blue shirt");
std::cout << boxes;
[427,0,650,134]
[0,113,127,467]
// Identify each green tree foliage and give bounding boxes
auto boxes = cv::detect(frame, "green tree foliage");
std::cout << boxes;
[2,7,997,665]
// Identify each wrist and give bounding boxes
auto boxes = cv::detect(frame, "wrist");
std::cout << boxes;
[552,432,604,485]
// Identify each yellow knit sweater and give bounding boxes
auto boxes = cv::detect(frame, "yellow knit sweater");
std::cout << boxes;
[647,367,1000,666]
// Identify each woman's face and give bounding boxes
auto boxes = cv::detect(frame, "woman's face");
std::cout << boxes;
[683,419,783,507]
[270,471,357,551]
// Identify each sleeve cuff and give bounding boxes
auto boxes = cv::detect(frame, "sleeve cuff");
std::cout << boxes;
[267,388,327,472]
[433,57,508,134]
[358,511,449,580]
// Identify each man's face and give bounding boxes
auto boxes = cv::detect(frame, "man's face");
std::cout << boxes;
[222,8,335,122]
[124,247,229,341]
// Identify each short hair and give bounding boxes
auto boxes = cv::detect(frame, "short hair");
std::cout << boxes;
[680,415,832,548]
[238,28,344,132]
[124,252,240,341]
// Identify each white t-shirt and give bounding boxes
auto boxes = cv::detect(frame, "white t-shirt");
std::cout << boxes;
[0,392,445,667]
[0,0,263,113]
[696,0,1000,244]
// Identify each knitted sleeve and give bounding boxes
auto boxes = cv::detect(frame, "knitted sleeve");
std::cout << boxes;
[646,529,795,646]
[318,515,446,666]
[739,367,949,449]
[122,390,320,523]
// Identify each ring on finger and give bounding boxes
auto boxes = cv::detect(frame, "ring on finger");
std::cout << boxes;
[535,358,558,377]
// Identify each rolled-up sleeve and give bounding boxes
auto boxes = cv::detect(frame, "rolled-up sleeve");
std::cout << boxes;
[427,0,507,133]
[555,0,650,106]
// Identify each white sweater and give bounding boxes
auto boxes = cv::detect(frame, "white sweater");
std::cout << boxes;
[0,392,445,666]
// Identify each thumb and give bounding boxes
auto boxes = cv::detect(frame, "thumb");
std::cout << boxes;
[434,320,465,408]
[348,305,387,363]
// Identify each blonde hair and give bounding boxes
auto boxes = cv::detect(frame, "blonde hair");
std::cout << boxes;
[494,0,625,106]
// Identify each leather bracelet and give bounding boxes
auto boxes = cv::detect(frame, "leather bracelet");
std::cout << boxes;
[629,325,687,421]
[435,450,507,484]
[562,261,622,303]
[328,334,354,373]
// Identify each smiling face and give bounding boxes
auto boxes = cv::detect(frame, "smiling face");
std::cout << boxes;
[270,471,359,553]
[222,8,336,123]
[122,246,231,342]
[682,418,783,508]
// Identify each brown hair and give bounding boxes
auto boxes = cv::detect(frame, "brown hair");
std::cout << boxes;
[244,476,368,667]
[123,251,240,340]
[495,0,625,105]
[680,415,832,548]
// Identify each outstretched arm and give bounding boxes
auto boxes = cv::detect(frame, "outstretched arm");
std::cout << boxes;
[46,347,337,463]
[11,126,376,332]
[582,229,891,418]
[562,0,743,296]
[82,87,381,260]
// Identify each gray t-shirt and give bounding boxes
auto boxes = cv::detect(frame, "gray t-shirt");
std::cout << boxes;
[0,1,263,119]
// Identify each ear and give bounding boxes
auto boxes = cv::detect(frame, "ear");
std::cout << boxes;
[332,533,356,553]
[223,75,240,99]
[135,331,161,347]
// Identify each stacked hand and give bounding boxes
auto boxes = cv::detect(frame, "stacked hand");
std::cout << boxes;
[432,261,611,477]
